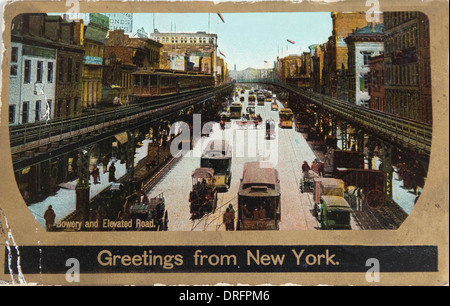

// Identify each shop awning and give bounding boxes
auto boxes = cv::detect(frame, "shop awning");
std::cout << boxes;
[114,132,128,144]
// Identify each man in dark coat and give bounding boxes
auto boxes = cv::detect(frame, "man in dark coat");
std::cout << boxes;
[44,205,56,231]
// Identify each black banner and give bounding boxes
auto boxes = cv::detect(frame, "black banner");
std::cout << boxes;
[5,245,437,274]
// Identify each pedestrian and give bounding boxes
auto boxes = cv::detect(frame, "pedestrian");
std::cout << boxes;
[108,162,116,182]
[43,205,56,231]
[223,207,235,231]
[223,208,231,230]
[311,159,320,174]
[318,161,325,177]
[137,190,149,204]
[91,165,100,184]
[301,161,310,177]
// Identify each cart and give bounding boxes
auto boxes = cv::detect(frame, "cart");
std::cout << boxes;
[299,170,320,193]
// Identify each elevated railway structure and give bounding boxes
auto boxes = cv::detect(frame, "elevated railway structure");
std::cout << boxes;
[243,80,432,158]
[10,84,234,171]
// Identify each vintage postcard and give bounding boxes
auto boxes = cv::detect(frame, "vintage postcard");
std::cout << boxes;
[0,0,448,287]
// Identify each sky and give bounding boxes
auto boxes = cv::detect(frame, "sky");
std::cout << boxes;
[132,12,333,70]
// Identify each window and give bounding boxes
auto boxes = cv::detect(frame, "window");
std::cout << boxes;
[9,105,16,124]
[24,59,31,83]
[10,65,18,76]
[362,52,373,66]
[47,62,54,83]
[10,47,18,76]
[58,58,64,82]
[35,100,41,121]
[22,101,29,123]
[75,62,80,82]
[11,47,18,63]
[67,57,73,82]
[36,61,43,83]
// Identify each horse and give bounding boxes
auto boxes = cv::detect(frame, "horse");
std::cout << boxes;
[345,186,365,211]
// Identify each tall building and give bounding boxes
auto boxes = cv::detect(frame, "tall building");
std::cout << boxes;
[344,22,384,106]
[383,12,432,124]
[82,13,109,108]
[276,55,302,84]
[52,16,84,118]
[322,12,374,98]
[149,31,218,75]
[310,44,326,93]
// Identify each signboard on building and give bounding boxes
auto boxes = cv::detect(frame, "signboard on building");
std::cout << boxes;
[170,55,185,71]
[189,55,201,68]
[104,13,133,33]
[83,55,103,65]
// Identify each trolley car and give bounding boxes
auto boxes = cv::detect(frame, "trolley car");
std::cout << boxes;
[230,102,243,119]
[279,108,294,128]
[200,140,232,192]
[237,162,281,230]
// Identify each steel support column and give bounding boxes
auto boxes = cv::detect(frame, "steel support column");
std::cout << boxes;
[382,142,393,200]
[75,148,90,223]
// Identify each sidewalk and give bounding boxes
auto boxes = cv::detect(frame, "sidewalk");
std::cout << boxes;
[27,139,152,229]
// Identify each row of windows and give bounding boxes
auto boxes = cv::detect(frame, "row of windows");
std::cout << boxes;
[384,12,421,29]
[58,56,81,83]
[385,92,420,121]
[85,43,104,58]
[9,100,52,124]
[156,36,214,44]
[385,63,419,86]
[10,47,55,84]
[385,24,419,57]
[11,51,81,85]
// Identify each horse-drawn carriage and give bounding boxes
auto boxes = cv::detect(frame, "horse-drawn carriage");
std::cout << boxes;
[299,170,319,193]
[312,178,353,230]
[125,191,169,231]
[189,168,218,219]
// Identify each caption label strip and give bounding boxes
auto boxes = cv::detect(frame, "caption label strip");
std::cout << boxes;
[5,245,437,274]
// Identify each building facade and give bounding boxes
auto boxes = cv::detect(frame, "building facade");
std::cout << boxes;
[50,16,84,118]
[322,12,374,98]
[383,12,432,124]
[103,29,163,104]
[149,31,218,75]
[368,53,385,112]
[344,23,384,106]
[309,44,325,93]
[9,14,57,125]
[82,13,109,108]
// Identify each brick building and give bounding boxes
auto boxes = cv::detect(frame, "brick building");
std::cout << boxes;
[383,12,432,124]
[50,16,84,118]
[309,44,325,93]
[103,29,163,105]
[322,12,374,98]
[368,53,385,111]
